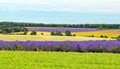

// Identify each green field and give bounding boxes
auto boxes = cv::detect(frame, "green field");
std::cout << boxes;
[0,35,113,41]
[0,51,120,69]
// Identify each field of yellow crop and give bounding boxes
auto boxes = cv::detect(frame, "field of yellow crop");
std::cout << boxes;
[12,32,51,36]
[11,29,120,38]
[72,31,119,38]
[0,35,113,41]
[99,30,120,34]
[27,32,51,36]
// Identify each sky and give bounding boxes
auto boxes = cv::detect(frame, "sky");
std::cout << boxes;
[0,0,120,24]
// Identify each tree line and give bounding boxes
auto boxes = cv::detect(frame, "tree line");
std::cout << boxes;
[0,22,120,29]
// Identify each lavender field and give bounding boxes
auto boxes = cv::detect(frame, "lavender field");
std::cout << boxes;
[27,27,98,32]
[0,40,120,53]
[1,0,120,68]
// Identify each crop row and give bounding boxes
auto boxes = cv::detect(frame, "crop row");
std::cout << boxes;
[27,27,98,32]
[0,40,120,53]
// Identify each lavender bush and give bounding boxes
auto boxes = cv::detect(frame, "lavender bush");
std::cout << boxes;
[0,40,120,53]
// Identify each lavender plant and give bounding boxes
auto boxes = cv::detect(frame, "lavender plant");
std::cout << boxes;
[0,40,120,53]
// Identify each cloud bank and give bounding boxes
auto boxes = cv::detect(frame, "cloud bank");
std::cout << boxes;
[0,0,120,13]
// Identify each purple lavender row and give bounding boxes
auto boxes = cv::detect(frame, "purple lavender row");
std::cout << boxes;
[27,27,98,32]
[0,40,120,53]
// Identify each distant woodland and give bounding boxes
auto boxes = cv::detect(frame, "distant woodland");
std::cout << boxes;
[0,22,120,29]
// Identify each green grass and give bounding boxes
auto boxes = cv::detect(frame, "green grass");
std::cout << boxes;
[0,51,120,69]
[0,35,113,41]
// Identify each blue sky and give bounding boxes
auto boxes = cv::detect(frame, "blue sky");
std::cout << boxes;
[0,0,120,24]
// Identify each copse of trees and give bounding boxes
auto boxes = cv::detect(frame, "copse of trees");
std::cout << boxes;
[51,30,73,36]
[0,27,28,34]
[0,22,120,29]
[51,30,63,36]
[65,30,72,36]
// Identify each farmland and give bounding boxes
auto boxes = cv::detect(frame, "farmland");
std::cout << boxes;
[12,27,120,38]
[0,40,120,53]
[0,22,120,69]
[0,51,120,69]
[72,31,119,38]
[27,27,98,32]
[0,35,113,41]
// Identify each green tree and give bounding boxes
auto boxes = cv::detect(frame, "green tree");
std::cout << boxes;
[51,31,55,35]
[65,30,72,36]
[41,33,44,35]
[51,30,63,36]
[116,35,120,41]
[98,26,103,30]
[23,30,28,35]
[100,35,104,38]
[56,30,62,36]
[30,31,36,35]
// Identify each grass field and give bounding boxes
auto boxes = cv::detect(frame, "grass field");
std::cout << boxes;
[0,51,120,69]
[0,35,113,41]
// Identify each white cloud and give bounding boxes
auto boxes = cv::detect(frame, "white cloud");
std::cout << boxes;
[0,0,120,13]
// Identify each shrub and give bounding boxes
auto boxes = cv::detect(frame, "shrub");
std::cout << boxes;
[65,30,72,36]
[51,30,63,36]
[112,46,120,53]
[51,31,55,35]
[104,36,108,38]
[4,46,12,50]
[73,34,76,36]
[95,46,104,52]
[88,46,104,52]
[15,44,24,51]
[100,35,104,38]
[41,33,44,35]
[23,30,28,35]
[0,44,2,50]
[33,47,39,51]
[55,45,63,51]
[30,31,36,35]
[91,35,94,37]
[116,35,120,41]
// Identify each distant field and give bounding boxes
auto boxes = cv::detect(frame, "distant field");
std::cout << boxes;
[72,31,119,38]
[99,30,120,34]
[0,35,113,41]
[12,31,119,38]
[27,27,98,32]
[0,51,120,69]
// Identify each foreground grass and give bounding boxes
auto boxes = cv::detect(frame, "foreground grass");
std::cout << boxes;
[0,35,113,41]
[0,51,120,69]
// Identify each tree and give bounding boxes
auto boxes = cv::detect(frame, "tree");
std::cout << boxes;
[116,35,120,41]
[51,30,63,36]
[119,26,120,29]
[51,31,55,35]
[65,30,72,36]
[41,33,44,35]
[56,30,62,36]
[30,31,36,35]
[73,34,76,36]
[100,35,104,38]
[104,36,108,38]
[98,26,103,30]
[23,30,28,35]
